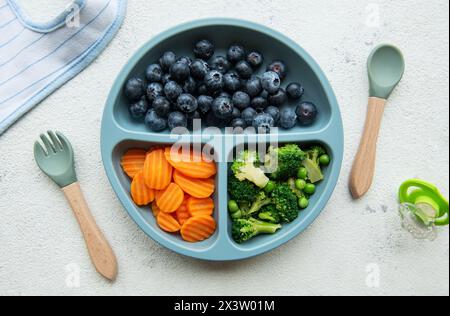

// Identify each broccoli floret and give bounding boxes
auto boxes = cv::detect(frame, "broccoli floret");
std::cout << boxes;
[303,146,326,183]
[272,184,299,223]
[228,176,260,203]
[232,218,282,243]
[228,191,272,219]
[258,205,282,224]
[232,150,269,188]
[265,144,305,180]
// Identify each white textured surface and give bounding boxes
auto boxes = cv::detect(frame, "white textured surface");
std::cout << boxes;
[0,0,448,296]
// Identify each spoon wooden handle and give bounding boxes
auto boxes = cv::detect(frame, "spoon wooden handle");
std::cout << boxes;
[62,182,118,281]
[350,97,387,199]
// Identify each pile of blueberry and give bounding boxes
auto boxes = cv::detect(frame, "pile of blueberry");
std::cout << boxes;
[124,39,318,132]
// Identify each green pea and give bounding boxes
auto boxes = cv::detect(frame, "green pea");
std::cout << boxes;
[231,210,243,219]
[264,181,276,193]
[228,200,240,213]
[319,154,331,166]
[297,167,308,180]
[299,197,309,209]
[295,179,307,191]
[304,183,316,195]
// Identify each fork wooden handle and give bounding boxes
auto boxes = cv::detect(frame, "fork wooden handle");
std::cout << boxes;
[350,97,387,199]
[62,182,118,281]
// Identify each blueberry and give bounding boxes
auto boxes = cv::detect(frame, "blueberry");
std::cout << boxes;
[259,90,270,100]
[246,51,264,68]
[168,111,188,130]
[205,70,224,92]
[245,76,263,97]
[218,91,232,98]
[212,96,234,119]
[197,95,213,115]
[183,77,197,94]
[145,109,167,132]
[210,56,231,74]
[279,107,298,129]
[190,59,209,80]
[251,96,268,110]
[268,88,287,106]
[177,56,192,66]
[146,64,163,82]
[124,78,145,101]
[235,61,253,79]
[241,107,257,126]
[146,82,164,103]
[197,83,209,96]
[296,102,318,125]
[164,81,183,101]
[176,94,198,114]
[264,106,281,123]
[187,111,202,130]
[232,107,241,119]
[194,39,215,60]
[159,51,176,72]
[261,71,281,94]
[227,44,246,64]
[170,60,190,82]
[161,73,172,85]
[129,98,149,119]
[253,113,275,133]
[231,118,247,129]
[286,82,305,100]
[232,91,251,110]
[223,72,241,92]
[153,97,172,117]
[267,60,288,80]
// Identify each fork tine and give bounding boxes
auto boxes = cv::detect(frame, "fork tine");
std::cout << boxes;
[40,134,55,154]
[56,131,72,152]
[48,131,62,151]
[34,141,48,158]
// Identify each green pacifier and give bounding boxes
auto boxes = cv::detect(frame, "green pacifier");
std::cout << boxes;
[398,179,449,241]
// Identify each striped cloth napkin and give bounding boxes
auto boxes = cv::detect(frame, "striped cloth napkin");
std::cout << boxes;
[0,0,127,135]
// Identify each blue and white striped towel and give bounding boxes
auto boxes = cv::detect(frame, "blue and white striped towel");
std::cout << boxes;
[0,0,127,135]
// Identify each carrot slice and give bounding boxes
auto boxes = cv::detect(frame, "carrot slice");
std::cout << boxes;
[187,197,215,217]
[173,170,215,198]
[121,149,147,178]
[151,202,161,217]
[130,172,155,206]
[157,183,184,213]
[175,200,191,225]
[154,190,164,203]
[157,212,181,233]
[143,148,173,190]
[164,147,217,179]
[181,216,216,242]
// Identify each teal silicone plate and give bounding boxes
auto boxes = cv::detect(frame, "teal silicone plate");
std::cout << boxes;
[101,19,344,261]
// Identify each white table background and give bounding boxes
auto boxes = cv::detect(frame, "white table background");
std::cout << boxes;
[0,0,448,296]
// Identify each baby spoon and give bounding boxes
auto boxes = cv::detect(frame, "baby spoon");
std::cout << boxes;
[350,44,405,199]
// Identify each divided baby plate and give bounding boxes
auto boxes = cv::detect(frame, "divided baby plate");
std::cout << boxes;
[101,19,344,261]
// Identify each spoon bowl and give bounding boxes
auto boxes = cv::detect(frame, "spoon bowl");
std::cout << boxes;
[368,44,405,99]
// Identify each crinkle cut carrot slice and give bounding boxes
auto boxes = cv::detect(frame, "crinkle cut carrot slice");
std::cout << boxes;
[181,216,216,242]
[143,148,173,190]
[151,202,161,217]
[130,172,155,206]
[173,170,215,199]
[121,149,147,178]
[156,183,185,213]
[164,147,216,179]
[187,197,214,217]
[175,200,191,225]
[157,212,181,233]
